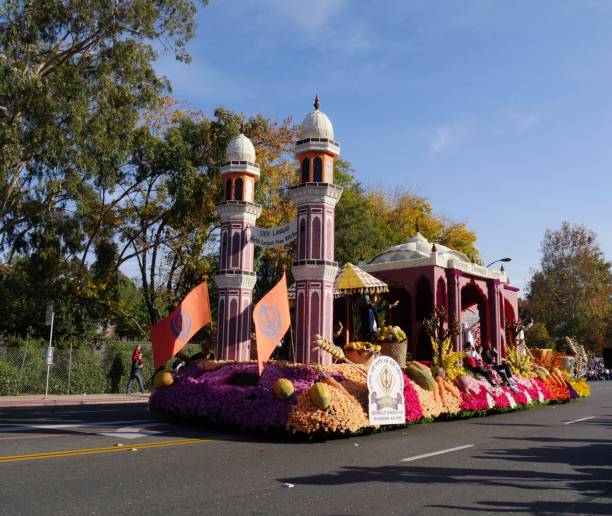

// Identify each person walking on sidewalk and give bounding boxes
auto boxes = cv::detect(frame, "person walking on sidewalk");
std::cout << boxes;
[126,345,145,394]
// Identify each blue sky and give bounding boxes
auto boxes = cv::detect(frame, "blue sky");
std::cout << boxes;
[155,0,612,292]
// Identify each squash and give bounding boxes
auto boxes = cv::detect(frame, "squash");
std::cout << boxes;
[405,364,435,391]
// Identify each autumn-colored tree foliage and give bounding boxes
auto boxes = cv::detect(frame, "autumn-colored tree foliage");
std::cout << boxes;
[334,162,480,265]
[526,222,612,354]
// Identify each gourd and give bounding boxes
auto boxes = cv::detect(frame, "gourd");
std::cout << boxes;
[309,382,332,410]
[273,378,295,400]
[405,364,436,391]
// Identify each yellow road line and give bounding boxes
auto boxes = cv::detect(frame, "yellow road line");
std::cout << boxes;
[0,438,209,463]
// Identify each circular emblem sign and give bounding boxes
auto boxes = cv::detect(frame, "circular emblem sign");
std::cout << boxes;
[170,308,193,343]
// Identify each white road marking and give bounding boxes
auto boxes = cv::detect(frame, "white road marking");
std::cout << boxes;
[97,424,164,440]
[401,444,474,463]
[0,419,165,433]
[563,416,595,425]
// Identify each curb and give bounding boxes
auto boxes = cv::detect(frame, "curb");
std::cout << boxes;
[0,396,150,409]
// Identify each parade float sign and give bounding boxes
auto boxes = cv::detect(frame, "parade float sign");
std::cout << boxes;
[368,356,406,425]
[251,221,297,248]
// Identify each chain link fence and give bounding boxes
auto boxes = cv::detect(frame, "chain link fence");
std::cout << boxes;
[0,342,203,396]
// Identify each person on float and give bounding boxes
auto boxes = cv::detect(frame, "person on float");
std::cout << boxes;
[461,321,478,348]
[482,345,520,392]
[463,342,498,386]
[333,320,345,348]
[359,294,399,342]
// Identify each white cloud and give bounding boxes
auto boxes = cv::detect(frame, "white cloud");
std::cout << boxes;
[247,0,371,56]
[431,128,451,152]
[267,0,348,33]
[430,125,467,153]
[514,112,541,131]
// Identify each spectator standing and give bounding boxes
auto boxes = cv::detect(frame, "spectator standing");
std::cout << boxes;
[126,345,145,394]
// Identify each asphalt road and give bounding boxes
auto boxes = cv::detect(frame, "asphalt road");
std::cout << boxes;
[0,383,610,515]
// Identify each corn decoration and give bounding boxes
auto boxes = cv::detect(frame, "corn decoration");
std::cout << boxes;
[565,337,588,378]
[314,335,367,377]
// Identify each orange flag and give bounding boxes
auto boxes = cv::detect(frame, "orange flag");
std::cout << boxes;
[253,272,291,375]
[150,281,211,369]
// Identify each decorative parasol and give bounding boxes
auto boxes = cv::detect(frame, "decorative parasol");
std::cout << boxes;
[334,263,389,295]
[334,263,389,346]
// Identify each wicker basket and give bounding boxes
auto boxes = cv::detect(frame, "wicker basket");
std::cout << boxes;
[378,339,408,367]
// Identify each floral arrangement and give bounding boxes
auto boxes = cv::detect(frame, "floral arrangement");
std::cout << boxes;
[542,377,570,402]
[423,306,466,379]
[506,342,534,377]
[149,357,586,437]
[412,382,444,419]
[403,373,425,422]
[565,377,590,398]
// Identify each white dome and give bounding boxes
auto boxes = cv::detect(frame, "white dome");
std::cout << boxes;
[225,133,256,163]
[300,110,334,139]
[368,232,471,266]
[299,96,334,139]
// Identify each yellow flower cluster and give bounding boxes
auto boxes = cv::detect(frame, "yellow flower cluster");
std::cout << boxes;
[566,377,590,398]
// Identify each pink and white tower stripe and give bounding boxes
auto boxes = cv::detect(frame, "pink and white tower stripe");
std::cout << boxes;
[215,127,262,361]
[290,96,343,364]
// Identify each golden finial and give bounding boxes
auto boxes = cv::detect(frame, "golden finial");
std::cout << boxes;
[415,220,420,234]
[431,243,437,252]
[240,118,245,134]
[314,95,320,110]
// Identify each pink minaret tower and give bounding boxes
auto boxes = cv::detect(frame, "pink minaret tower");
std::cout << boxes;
[290,96,343,364]
[216,126,262,361]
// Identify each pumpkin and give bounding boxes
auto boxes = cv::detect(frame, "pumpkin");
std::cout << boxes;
[153,371,174,389]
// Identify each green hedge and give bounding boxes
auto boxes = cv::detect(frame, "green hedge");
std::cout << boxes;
[0,342,185,395]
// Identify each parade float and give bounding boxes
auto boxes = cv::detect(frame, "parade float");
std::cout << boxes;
[149,98,590,437]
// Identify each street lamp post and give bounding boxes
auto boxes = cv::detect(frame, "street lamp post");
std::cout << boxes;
[486,257,512,268]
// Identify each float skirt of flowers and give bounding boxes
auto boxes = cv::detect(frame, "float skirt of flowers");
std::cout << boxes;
[149,361,588,436]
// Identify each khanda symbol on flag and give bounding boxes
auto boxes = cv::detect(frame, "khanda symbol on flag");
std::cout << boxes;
[150,280,211,369]
[253,272,291,375]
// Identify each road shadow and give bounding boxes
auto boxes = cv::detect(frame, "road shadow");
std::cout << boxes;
[279,440,611,513]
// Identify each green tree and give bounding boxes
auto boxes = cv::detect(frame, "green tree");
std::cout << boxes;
[334,160,396,265]
[1,0,207,261]
[525,321,553,348]
[526,222,611,354]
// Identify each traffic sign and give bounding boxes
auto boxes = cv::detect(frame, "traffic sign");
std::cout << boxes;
[45,304,54,326]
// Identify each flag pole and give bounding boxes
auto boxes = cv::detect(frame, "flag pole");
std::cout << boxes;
[283,264,297,364]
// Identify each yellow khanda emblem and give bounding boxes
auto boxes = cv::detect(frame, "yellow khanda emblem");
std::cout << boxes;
[377,366,396,409]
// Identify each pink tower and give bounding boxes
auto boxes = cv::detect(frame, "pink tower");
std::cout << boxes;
[291,97,343,364]
[215,128,261,361]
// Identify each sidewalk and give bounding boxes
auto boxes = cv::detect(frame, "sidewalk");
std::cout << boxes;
[0,393,150,408]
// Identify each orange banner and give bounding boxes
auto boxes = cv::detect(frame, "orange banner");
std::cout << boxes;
[150,281,211,369]
[253,273,291,375]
